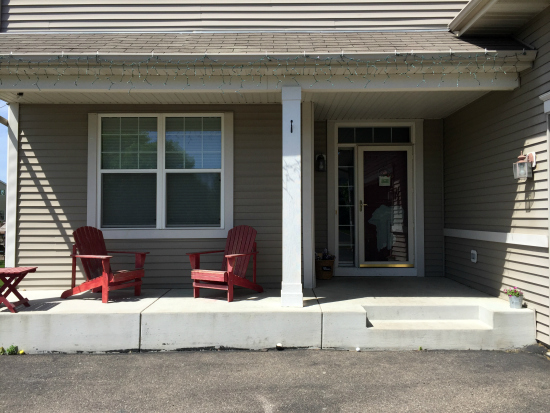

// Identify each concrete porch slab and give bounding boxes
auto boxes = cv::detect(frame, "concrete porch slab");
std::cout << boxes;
[0,289,169,354]
[316,278,536,351]
[141,288,322,350]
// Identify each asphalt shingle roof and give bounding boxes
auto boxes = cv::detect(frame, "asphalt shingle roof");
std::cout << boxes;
[0,32,528,55]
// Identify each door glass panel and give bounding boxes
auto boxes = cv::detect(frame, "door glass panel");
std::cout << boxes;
[338,147,355,267]
[362,151,408,262]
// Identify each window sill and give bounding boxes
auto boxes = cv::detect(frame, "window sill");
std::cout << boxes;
[100,228,230,240]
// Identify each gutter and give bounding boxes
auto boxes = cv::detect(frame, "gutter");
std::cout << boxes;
[449,0,499,37]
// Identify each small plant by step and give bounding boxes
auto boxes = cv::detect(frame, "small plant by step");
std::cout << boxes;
[0,345,25,355]
[503,286,523,297]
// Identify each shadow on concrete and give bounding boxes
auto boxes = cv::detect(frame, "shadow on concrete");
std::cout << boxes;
[314,276,490,304]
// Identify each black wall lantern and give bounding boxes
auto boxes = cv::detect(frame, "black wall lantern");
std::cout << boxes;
[513,151,536,180]
[316,154,327,172]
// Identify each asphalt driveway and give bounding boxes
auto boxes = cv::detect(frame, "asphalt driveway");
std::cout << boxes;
[1,348,549,412]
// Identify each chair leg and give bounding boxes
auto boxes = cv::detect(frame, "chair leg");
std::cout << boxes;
[227,276,234,302]
[134,279,141,296]
[101,275,109,304]
[193,284,200,298]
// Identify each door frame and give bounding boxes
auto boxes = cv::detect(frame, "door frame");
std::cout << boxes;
[327,120,425,277]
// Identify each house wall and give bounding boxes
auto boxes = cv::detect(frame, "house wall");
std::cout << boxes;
[443,8,550,345]
[0,1,468,32]
[313,118,445,274]
[424,120,445,277]
[16,104,283,289]
[314,121,328,251]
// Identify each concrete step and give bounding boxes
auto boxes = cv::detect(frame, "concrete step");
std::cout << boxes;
[367,320,491,330]
[322,299,536,351]
[364,305,481,321]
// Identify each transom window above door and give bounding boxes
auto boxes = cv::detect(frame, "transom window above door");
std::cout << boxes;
[90,113,234,239]
[338,127,410,144]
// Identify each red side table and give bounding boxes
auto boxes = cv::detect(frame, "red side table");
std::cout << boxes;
[0,267,37,313]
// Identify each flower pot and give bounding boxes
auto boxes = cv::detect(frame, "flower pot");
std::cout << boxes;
[509,295,523,309]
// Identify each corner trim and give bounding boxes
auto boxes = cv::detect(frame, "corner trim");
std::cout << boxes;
[444,228,548,248]
[5,103,19,267]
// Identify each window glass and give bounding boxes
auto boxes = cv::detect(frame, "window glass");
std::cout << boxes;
[101,117,157,169]
[337,147,355,267]
[166,173,221,227]
[165,117,222,170]
[338,128,354,143]
[338,127,410,144]
[102,173,156,228]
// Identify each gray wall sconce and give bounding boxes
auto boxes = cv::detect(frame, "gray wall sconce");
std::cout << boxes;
[316,154,327,172]
[513,151,536,180]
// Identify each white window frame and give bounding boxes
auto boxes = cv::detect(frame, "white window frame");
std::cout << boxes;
[87,112,234,239]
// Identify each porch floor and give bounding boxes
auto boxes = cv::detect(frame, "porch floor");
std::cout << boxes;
[0,278,536,353]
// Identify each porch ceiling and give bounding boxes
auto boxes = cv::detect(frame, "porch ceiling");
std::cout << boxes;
[307,90,488,120]
[0,89,488,120]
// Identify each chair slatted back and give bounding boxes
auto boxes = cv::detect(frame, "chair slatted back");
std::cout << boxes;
[221,225,257,278]
[73,226,110,280]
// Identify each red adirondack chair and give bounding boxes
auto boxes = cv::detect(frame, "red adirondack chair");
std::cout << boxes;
[187,225,263,302]
[61,226,149,303]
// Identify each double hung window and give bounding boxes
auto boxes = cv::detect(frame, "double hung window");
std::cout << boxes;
[91,113,233,238]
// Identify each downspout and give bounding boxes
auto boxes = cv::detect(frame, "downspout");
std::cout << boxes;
[0,116,7,127]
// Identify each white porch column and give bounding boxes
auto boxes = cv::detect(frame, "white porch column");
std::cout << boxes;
[5,103,19,267]
[302,101,316,289]
[281,86,304,307]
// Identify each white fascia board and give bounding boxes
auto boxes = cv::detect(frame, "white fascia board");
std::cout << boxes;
[449,0,499,37]
[0,72,521,94]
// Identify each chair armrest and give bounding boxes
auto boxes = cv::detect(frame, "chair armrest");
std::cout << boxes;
[186,250,225,270]
[72,254,112,259]
[225,252,258,258]
[186,250,225,256]
[225,252,258,273]
[107,251,150,255]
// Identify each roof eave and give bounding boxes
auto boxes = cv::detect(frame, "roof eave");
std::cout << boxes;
[449,0,498,37]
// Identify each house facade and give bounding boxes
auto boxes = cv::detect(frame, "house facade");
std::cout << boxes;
[0,0,549,346]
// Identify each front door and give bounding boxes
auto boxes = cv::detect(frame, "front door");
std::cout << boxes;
[357,147,413,267]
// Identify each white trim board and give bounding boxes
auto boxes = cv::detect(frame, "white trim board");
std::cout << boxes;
[444,228,549,249]
[5,103,19,267]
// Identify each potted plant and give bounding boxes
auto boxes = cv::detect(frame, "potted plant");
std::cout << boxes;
[503,286,524,309]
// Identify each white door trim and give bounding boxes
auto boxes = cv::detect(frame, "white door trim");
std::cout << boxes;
[327,120,424,277]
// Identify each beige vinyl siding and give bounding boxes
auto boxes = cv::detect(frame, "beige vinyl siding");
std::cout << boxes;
[1,0,468,32]
[314,120,327,251]
[443,8,550,345]
[16,103,283,289]
[424,120,444,277]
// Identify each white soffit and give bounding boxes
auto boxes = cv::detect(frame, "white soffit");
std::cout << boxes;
[449,0,550,37]
[308,90,488,120]
[0,90,488,120]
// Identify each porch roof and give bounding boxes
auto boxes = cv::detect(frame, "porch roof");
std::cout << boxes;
[0,31,529,56]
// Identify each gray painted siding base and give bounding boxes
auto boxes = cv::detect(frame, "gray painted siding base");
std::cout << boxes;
[16,104,283,289]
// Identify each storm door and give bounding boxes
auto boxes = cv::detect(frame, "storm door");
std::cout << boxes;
[357,148,413,267]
